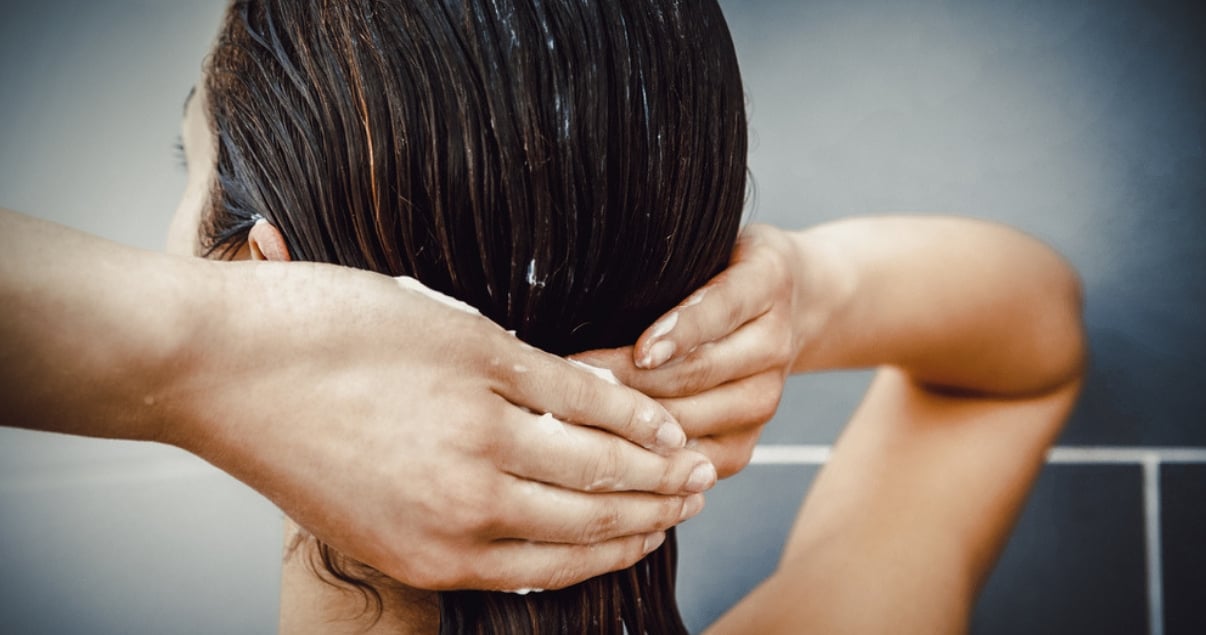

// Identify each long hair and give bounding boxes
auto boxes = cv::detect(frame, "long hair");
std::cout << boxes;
[202,0,747,631]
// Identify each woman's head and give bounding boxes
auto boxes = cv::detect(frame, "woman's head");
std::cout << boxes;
[177,0,747,631]
[192,0,746,355]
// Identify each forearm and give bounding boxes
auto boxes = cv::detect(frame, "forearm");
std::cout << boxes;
[0,208,206,441]
[1,209,715,591]
[789,216,1084,395]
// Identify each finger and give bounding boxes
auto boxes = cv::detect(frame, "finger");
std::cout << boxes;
[497,410,717,495]
[496,345,687,453]
[567,345,636,378]
[493,477,706,544]
[577,315,791,398]
[472,530,673,591]
[657,369,786,438]
[686,429,762,479]
[634,233,778,369]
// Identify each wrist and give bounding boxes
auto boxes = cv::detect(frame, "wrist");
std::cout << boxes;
[787,225,858,373]
[149,255,241,452]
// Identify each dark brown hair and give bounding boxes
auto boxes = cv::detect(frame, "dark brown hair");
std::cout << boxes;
[203,0,747,631]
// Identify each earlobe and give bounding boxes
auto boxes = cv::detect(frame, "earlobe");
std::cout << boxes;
[248,218,292,262]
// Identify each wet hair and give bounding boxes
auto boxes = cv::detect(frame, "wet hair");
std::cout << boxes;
[203,0,746,632]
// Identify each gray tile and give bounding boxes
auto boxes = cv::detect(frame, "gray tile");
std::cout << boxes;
[719,0,1206,446]
[1161,463,1206,635]
[1061,324,1206,446]
[972,465,1147,635]
[759,370,875,445]
[675,465,819,632]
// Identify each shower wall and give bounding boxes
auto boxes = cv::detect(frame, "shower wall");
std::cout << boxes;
[1,1,1202,633]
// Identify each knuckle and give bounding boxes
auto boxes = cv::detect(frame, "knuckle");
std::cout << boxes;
[715,454,743,479]
[474,552,520,591]
[409,548,461,590]
[463,414,506,459]
[620,391,647,438]
[655,460,680,494]
[458,503,493,535]
[680,360,713,395]
[715,443,755,478]
[447,483,497,535]
[765,246,790,281]
[750,375,785,423]
[473,335,513,385]
[736,436,760,472]
[544,564,581,590]
[472,502,506,536]
[588,438,624,485]
[563,374,602,421]
[665,370,696,397]
[773,335,795,367]
[665,355,714,396]
[618,539,648,570]
[582,508,622,542]
[660,496,685,528]
[751,393,780,425]
[724,302,746,332]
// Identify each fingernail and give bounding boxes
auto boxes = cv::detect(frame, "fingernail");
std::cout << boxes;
[681,288,707,308]
[641,340,676,369]
[684,462,717,493]
[648,312,679,340]
[655,421,686,450]
[644,531,667,553]
[680,494,705,521]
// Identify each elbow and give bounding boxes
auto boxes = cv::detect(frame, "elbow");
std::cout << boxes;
[1039,257,1088,393]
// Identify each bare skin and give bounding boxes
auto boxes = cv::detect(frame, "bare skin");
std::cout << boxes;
[600,218,1083,633]
[166,80,721,593]
[272,217,1083,632]
[1,73,737,599]
[156,35,1080,628]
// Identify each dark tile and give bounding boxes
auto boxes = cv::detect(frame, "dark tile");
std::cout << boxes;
[678,464,1151,633]
[1161,463,1206,635]
[1060,321,1206,446]
[675,465,819,632]
[972,465,1147,635]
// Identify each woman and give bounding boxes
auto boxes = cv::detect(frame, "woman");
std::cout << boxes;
[174,0,1084,633]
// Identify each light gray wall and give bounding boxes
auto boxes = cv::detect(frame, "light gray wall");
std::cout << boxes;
[2,1,1202,633]
[1,2,284,633]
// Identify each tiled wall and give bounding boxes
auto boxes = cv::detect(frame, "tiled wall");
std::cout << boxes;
[677,445,1206,634]
[1,1,1202,633]
[680,1,1206,632]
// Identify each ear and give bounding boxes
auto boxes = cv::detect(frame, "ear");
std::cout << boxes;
[248,218,292,262]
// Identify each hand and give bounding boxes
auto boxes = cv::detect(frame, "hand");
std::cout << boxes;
[162,261,716,591]
[574,224,806,478]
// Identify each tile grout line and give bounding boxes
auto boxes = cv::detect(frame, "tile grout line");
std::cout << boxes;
[1144,455,1164,635]
[751,444,1180,635]
[749,444,1206,465]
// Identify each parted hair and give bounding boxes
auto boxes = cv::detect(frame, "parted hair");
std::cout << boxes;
[202,0,747,632]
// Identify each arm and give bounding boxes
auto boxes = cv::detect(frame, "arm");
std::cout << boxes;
[0,208,715,591]
[713,218,1083,634]
[589,216,1084,632]
[785,216,1083,394]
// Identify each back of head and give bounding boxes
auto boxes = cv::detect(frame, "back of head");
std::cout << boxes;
[203,0,747,631]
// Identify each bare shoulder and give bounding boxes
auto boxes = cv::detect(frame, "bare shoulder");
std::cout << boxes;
[706,368,1081,635]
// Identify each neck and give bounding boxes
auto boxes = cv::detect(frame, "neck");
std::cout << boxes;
[279,520,440,634]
